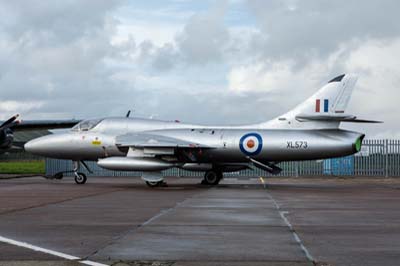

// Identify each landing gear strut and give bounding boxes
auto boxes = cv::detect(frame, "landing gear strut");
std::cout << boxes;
[52,161,90,184]
[73,161,87,185]
[202,170,223,185]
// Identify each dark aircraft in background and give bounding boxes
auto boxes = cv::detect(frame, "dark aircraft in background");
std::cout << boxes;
[0,114,79,153]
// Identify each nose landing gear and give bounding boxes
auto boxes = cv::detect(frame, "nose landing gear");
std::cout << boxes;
[50,160,91,185]
[74,172,87,185]
[73,161,89,185]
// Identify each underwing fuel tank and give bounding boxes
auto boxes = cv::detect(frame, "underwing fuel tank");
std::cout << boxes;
[180,163,213,171]
[97,157,174,171]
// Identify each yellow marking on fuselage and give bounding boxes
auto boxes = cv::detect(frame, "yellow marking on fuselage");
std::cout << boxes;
[92,140,102,145]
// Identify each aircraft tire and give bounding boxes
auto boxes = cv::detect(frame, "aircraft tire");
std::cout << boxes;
[202,170,221,186]
[74,173,87,185]
[146,181,166,187]
[217,171,223,182]
[53,172,64,179]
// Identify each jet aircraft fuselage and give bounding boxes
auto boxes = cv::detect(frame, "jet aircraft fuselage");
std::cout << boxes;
[26,117,362,162]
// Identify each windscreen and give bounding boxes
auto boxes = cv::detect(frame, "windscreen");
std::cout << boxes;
[71,119,102,132]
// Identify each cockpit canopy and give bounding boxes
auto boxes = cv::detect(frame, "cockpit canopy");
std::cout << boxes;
[71,118,102,132]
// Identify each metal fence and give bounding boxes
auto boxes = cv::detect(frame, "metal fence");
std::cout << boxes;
[45,139,400,178]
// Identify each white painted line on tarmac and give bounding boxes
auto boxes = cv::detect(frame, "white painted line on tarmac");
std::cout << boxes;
[80,260,110,266]
[0,236,80,260]
[0,235,109,266]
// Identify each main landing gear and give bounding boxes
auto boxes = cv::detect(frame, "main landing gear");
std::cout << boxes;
[201,170,223,186]
[145,181,168,187]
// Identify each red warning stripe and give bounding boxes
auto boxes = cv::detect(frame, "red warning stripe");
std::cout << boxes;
[315,99,320,113]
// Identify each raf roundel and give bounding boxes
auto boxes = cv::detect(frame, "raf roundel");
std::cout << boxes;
[239,133,263,156]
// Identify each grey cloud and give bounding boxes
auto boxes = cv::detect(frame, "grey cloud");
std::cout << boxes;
[246,0,400,65]
[151,43,178,71]
[133,1,231,71]
[176,1,230,65]
[0,0,121,43]
[122,89,285,126]
[0,0,127,105]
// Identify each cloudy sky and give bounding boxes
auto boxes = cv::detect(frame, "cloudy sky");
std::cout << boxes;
[0,0,399,138]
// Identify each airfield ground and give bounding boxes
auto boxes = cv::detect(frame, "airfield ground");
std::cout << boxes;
[0,176,399,266]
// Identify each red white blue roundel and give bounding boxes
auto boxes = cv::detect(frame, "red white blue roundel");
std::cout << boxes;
[239,133,263,156]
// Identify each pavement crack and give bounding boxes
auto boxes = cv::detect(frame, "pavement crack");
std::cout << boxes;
[265,191,316,265]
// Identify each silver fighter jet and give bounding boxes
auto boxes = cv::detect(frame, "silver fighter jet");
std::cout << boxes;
[25,74,380,186]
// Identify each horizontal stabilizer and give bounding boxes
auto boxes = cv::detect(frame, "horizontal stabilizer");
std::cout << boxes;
[340,118,383,123]
[296,114,382,123]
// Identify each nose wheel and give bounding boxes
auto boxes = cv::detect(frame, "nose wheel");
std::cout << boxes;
[74,172,87,185]
[73,161,90,185]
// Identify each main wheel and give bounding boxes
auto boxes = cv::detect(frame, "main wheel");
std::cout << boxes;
[217,171,223,181]
[202,170,221,185]
[146,181,167,187]
[74,172,87,185]
[146,181,159,187]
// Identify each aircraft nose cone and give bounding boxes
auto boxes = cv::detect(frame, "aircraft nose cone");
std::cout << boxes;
[25,134,70,157]
[24,139,35,153]
[25,136,51,155]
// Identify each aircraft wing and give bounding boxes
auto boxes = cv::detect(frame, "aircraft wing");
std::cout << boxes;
[116,132,212,149]
[12,119,80,131]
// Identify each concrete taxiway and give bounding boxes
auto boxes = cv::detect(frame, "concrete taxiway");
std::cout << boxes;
[0,176,400,266]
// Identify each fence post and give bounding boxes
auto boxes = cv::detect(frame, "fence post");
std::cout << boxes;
[385,139,389,178]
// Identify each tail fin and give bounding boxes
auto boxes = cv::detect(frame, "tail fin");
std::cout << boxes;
[292,74,358,116]
[258,74,376,129]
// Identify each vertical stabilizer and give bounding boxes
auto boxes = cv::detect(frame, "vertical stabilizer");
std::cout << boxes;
[257,74,359,129]
[291,74,358,116]
[331,75,357,113]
